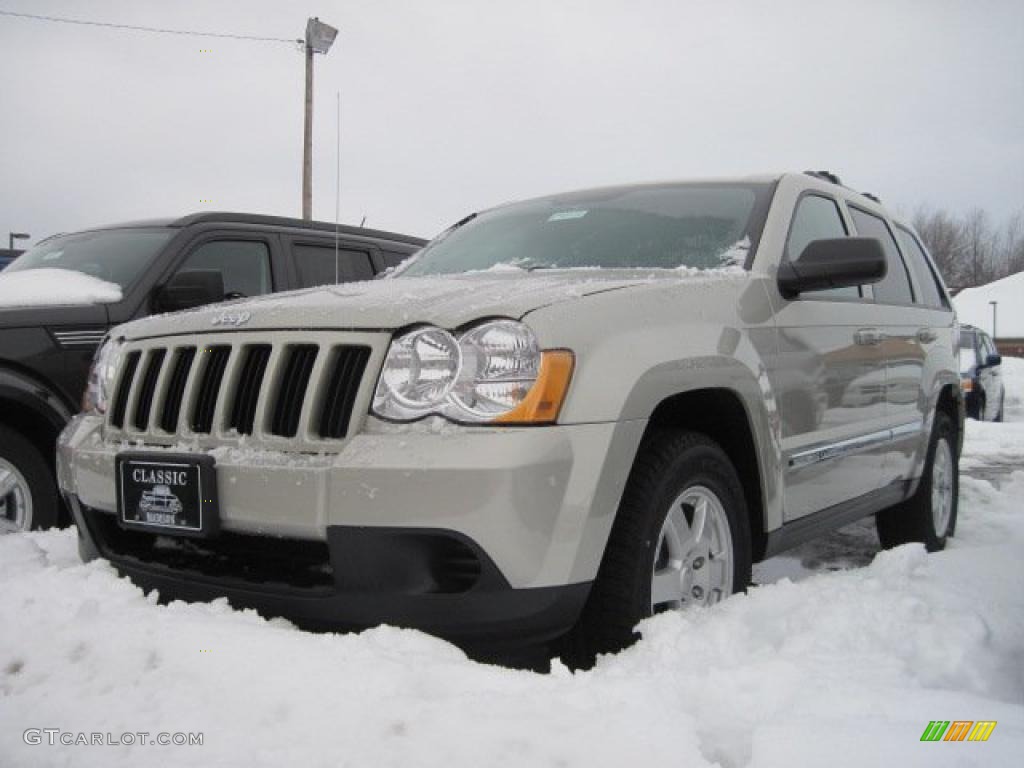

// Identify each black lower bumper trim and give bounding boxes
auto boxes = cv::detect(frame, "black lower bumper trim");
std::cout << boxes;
[69,497,590,649]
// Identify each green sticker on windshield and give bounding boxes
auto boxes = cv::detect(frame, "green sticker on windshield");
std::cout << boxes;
[548,210,588,222]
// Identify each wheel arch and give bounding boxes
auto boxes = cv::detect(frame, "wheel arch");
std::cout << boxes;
[0,366,74,495]
[638,387,769,561]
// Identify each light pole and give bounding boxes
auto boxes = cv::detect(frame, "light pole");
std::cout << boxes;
[302,17,338,220]
[990,301,998,341]
[8,232,30,251]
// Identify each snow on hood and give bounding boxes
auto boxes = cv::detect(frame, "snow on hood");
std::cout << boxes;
[118,270,739,339]
[0,268,122,307]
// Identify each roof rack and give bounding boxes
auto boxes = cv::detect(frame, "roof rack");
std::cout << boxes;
[803,170,844,187]
[862,192,881,203]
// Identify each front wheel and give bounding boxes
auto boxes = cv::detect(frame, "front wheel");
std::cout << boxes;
[876,412,957,552]
[0,425,60,532]
[565,430,752,667]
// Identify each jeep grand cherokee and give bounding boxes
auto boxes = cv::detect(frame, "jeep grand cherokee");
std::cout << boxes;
[57,173,963,664]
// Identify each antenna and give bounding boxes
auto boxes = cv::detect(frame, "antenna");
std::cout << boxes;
[334,90,340,284]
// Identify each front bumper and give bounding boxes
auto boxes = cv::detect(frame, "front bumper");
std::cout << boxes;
[58,413,644,646]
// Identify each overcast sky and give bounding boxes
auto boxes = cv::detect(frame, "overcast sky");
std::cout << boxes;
[1,0,1022,247]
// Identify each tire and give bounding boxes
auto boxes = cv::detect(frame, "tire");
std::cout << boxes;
[0,425,60,532]
[564,429,752,667]
[876,412,957,552]
[994,394,1004,423]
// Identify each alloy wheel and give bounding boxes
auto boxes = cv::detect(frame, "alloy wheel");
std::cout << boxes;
[651,485,734,612]
[931,438,954,536]
[0,458,33,533]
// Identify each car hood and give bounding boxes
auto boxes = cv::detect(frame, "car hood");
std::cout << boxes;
[116,271,673,339]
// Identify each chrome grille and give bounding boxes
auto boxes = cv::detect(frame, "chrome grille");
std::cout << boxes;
[105,331,381,451]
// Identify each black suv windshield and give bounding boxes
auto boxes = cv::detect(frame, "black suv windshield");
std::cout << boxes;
[400,183,773,276]
[5,228,174,290]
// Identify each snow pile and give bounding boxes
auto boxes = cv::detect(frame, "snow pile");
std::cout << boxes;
[1000,355,1024,416]
[0,268,122,307]
[2,493,1022,765]
[954,270,1024,337]
[2,373,1024,766]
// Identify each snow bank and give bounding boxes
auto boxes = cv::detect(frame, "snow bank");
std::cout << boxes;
[954,270,1024,337]
[0,268,122,307]
[2,482,1022,765]
[2,365,1024,767]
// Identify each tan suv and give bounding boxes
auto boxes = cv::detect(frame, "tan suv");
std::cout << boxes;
[57,172,962,665]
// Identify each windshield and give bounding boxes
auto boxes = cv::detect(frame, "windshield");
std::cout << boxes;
[5,228,174,290]
[959,331,978,373]
[399,183,772,276]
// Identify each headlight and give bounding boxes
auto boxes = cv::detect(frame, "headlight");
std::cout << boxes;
[372,320,574,424]
[81,337,123,414]
[378,326,462,414]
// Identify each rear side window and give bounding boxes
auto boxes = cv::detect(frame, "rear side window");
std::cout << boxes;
[895,227,948,310]
[786,195,858,299]
[178,240,272,298]
[292,244,374,288]
[848,208,913,305]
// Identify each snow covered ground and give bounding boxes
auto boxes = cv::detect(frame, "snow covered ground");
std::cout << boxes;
[2,366,1024,767]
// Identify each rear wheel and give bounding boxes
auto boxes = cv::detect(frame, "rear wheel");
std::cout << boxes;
[0,425,59,532]
[994,393,1004,423]
[565,430,751,667]
[876,412,957,552]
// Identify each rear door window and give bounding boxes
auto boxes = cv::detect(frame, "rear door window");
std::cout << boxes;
[895,226,948,310]
[848,208,914,305]
[786,194,859,299]
[292,244,374,288]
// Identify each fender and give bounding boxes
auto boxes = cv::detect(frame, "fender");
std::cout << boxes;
[0,364,75,435]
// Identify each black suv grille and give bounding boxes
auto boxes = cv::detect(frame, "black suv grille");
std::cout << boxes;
[229,345,272,435]
[318,346,371,439]
[159,347,196,433]
[109,350,141,429]
[270,345,319,438]
[191,346,231,434]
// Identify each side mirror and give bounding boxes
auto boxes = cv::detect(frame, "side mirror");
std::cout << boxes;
[777,237,887,299]
[984,353,1002,368]
[155,270,225,312]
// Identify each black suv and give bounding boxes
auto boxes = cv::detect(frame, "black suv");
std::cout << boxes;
[959,324,1004,421]
[0,213,424,532]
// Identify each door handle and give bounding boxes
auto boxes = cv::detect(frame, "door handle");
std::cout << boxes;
[916,328,938,344]
[854,328,883,346]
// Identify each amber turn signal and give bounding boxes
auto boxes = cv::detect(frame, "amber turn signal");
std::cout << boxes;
[495,350,575,425]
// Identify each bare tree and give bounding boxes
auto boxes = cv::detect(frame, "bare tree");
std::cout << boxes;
[913,207,968,288]
[912,205,1024,290]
